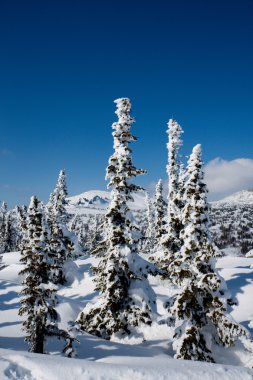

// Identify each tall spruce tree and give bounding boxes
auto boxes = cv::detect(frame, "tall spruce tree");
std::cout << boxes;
[47,170,79,284]
[0,203,16,253]
[3,211,12,252]
[154,179,167,245]
[5,208,20,252]
[0,202,8,253]
[47,169,69,228]
[19,196,59,353]
[157,119,184,271]
[0,201,7,214]
[143,192,155,254]
[76,98,156,339]
[170,144,247,362]
[16,205,28,251]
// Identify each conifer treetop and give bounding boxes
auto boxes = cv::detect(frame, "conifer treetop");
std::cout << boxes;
[167,119,184,192]
[106,97,146,196]
[48,169,69,224]
[114,97,134,123]
[56,169,68,198]
[53,169,68,207]
[156,179,163,193]
[1,201,8,213]
[167,119,183,146]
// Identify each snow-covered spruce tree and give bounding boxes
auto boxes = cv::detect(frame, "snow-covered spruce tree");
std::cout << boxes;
[47,170,79,285]
[142,192,155,254]
[0,203,17,253]
[19,196,75,355]
[3,211,13,252]
[153,179,167,246]
[177,161,187,206]
[51,169,68,204]
[0,202,8,253]
[16,205,28,251]
[19,196,59,353]
[76,98,157,339]
[84,214,105,255]
[48,169,69,224]
[170,144,247,362]
[157,119,184,271]
[69,214,88,253]
[0,201,7,215]
[4,208,20,252]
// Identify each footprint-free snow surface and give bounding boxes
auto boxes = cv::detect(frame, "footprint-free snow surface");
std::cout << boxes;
[1,251,253,379]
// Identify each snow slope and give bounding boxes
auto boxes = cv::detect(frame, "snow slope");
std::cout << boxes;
[0,349,253,380]
[212,190,253,206]
[1,252,253,379]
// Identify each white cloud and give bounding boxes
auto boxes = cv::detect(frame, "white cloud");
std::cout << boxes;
[205,158,253,201]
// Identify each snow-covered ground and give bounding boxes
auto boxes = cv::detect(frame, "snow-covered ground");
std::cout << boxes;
[1,348,253,380]
[1,251,253,379]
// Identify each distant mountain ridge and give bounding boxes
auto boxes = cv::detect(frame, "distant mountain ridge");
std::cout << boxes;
[66,189,253,256]
[212,190,253,206]
[67,189,147,215]
[68,190,111,207]
[68,189,253,210]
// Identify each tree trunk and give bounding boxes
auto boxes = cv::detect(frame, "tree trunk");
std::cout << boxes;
[33,317,45,354]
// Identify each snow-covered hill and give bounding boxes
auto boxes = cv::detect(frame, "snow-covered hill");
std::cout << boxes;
[1,251,253,379]
[212,190,253,207]
[66,189,147,215]
[68,190,111,208]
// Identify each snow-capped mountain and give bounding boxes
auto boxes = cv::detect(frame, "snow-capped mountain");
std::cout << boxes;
[67,190,111,210]
[67,189,147,215]
[212,189,253,206]
[68,189,253,212]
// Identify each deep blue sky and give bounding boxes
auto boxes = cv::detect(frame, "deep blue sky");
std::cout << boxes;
[0,0,253,207]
